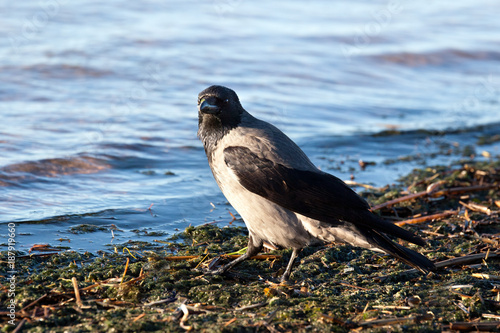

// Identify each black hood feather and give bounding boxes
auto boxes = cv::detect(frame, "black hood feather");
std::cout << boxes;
[197,85,244,155]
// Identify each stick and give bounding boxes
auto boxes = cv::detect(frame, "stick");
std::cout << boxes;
[122,275,146,285]
[377,252,500,280]
[80,282,104,291]
[224,318,237,327]
[435,252,500,269]
[235,301,268,311]
[228,211,237,223]
[372,184,499,211]
[395,210,455,226]
[143,296,178,307]
[12,318,27,333]
[336,281,369,291]
[164,256,200,261]
[371,191,427,211]
[372,305,411,310]
[344,180,379,190]
[19,294,48,313]
[179,303,192,331]
[224,254,281,260]
[29,244,62,253]
[72,277,83,308]
[431,184,498,198]
[121,257,130,284]
[359,313,433,327]
[447,321,500,331]
[17,252,60,259]
[483,314,500,320]
[460,201,492,215]
[133,313,146,322]
[472,273,500,280]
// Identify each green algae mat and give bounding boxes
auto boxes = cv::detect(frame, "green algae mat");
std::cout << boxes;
[2,161,499,332]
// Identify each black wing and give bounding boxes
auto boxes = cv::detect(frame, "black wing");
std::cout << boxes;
[224,146,425,246]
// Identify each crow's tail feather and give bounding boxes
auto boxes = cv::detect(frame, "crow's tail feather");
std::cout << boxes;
[366,230,436,273]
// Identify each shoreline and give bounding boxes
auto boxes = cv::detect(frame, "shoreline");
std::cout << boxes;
[1,160,499,332]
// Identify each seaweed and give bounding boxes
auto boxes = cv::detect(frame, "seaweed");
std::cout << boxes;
[1,161,499,332]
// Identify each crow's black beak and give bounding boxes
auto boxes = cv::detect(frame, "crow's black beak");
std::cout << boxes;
[198,98,220,114]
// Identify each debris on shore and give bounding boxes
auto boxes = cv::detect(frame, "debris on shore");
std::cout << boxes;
[1,160,499,332]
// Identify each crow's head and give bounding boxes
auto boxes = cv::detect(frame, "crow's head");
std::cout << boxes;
[197,85,244,150]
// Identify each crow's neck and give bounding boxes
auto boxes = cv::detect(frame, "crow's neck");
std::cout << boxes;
[198,115,240,162]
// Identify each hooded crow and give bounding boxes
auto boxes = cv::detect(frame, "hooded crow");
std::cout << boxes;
[197,85,435,282]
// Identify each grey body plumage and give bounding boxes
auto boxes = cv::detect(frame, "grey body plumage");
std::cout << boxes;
[197,85,435,282]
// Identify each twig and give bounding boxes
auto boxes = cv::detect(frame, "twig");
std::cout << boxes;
[72,277,83,308]
[228,211,237,223]
[12,318,27,333]
[179,303,192,331]
[224,318,237,327]
[344,180,379,190]
[395,210,455,226]
[431,184,499,197]
[371,191,427,211]
[194,253,210,269]
[372,305,411,310]
[359,313,433,327]
[17,252,60,259]
[164,255,200,261]
[264,309,278,325]
[472,273,500,280]
[133,313,146,322]
[19,294,48,313]
[29,244,62,253]
[421,230,445,237]
[372,184,499,211]
[143,296,178,307]
[435,252,500,269]
[336,281,370,291]
[223,254,282,260]
[122,275,146,286]
[376,252,500,280]
[170,299,187,321]
[183,305,216,314]
[80,282,104,291]
[483,313,500,320]
[446,321,500,331]
[121,257,130,284]
[122,247,137,259]
[460,201,492,215]
[454,301,469,315]
[449,284,473,289]
[235,301,268,311]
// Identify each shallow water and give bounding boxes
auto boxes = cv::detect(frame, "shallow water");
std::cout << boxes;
[1,0,500,252]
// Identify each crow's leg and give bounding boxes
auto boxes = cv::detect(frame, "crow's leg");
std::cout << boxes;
[280,248,300,283]
[209,235,263,275]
